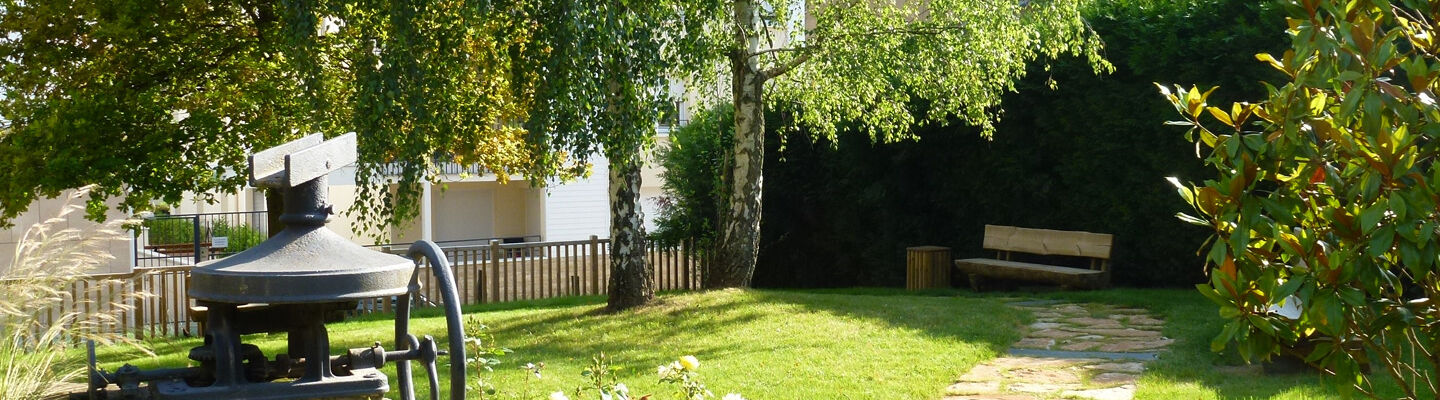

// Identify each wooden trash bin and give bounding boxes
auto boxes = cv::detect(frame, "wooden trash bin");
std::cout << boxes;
[906,246,952,290]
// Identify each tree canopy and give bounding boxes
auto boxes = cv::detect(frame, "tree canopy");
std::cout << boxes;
[512,0,723,309]
[0,0,554,234]
[680,0,1112,286]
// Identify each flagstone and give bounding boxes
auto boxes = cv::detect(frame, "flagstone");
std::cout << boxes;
[1097,338,1174,353]
[1030,329,1085,339]
[1014,338,1056,349]
[1065,317,1124,328]
[1089,372,1140,386]
[1074,328,1163,338]
[1062,385,1137,400]
[1087,362,1146,374]
[945,301,1172,400]
[947,380,1002,395]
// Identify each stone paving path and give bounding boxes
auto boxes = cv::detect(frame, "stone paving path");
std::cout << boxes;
[943,300,1173,400]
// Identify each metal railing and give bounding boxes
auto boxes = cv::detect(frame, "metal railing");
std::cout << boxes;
[376,161,490,178]
[133,211,270,268]
[365,235,543,254]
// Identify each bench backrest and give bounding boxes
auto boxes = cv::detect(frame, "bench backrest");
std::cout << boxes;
[982,225,1112,260]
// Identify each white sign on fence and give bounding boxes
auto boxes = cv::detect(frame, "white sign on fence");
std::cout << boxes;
[212,236,229,249]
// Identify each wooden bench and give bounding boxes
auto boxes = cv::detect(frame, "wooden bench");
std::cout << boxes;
[954,225,1113,290]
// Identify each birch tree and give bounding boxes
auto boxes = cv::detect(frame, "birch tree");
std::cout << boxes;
[519,0,717,310]
[692,0,1112,287]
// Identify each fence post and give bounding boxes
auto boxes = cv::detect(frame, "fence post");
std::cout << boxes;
[489,240,502,303]
[589,235,600,296]
[137,274,149,339]
[133,226,140,270]
[683,239,693,291]
[477,249,487,304]
[191,215,202,265]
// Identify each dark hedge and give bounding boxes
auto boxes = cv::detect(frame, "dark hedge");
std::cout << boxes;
[750,0,1289,288]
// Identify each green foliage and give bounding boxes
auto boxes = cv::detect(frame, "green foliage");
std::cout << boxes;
[345,0,557,241]
[749,0,1287,288]
[1162,0,1440,397]
[574,352,625,400]
[143,218,262,253]
[699,0,1113,287]
[208,220,264,253]
[0,1,338,225]
[513,1,725,308]
[652,105,734,250]
[143,218,195,246]
[0,0,556,239]
[655,355,714,400]
[464,315,513,398]
[764,0,1112,140]
[519,1,715,172]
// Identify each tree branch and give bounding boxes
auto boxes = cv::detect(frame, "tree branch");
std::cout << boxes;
[841,23,967,40]
[751,46,808,58]
[127,43,246,94]
[755,19,966,79]
[761,50,812,80]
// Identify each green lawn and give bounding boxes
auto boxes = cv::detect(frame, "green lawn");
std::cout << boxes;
[94,287,1397,399]
[98,289,1021,399]
[1033,289,1405,399]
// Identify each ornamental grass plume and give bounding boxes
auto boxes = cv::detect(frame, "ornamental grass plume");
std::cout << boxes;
[0,186,151,399]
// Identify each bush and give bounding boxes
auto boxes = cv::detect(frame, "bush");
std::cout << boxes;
[652,105,734,254]
[744,0,1287,288]
[143,217,195,245]
[1163,0,1440,396]
[209,219,264,253]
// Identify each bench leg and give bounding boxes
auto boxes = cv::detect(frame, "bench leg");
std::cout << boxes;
[968,273,986,292]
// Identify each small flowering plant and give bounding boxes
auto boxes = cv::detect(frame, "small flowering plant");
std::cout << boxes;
[462,316,513,398]
[657,355,711,400]
[564,354,743,400]
[575,353,631,400]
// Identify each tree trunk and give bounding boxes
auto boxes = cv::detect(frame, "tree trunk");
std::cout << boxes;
[710,0,766,289]
[606,151,654,310]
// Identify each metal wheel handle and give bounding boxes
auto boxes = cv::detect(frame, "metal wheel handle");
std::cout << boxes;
[395,240,467,400]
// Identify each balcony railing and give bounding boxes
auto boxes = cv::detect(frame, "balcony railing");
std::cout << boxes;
[376,161,490,178]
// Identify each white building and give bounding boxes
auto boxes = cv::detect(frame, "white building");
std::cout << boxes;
[0,192,136,275]
[0,130,678,275]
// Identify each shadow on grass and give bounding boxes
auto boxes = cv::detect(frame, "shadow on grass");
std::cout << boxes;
[93,288,1024,399]
[435,288,1024,379]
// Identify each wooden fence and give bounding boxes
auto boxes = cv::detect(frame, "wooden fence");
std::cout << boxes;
[39,236,699,338]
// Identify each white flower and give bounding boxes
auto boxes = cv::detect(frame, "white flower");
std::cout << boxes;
[549,391,570,400]
[723,394,746,400]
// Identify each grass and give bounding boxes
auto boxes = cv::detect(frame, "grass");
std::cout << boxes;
[1033,288,1404,399]
[97,289,1022,399]
[93,287,1411,399]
